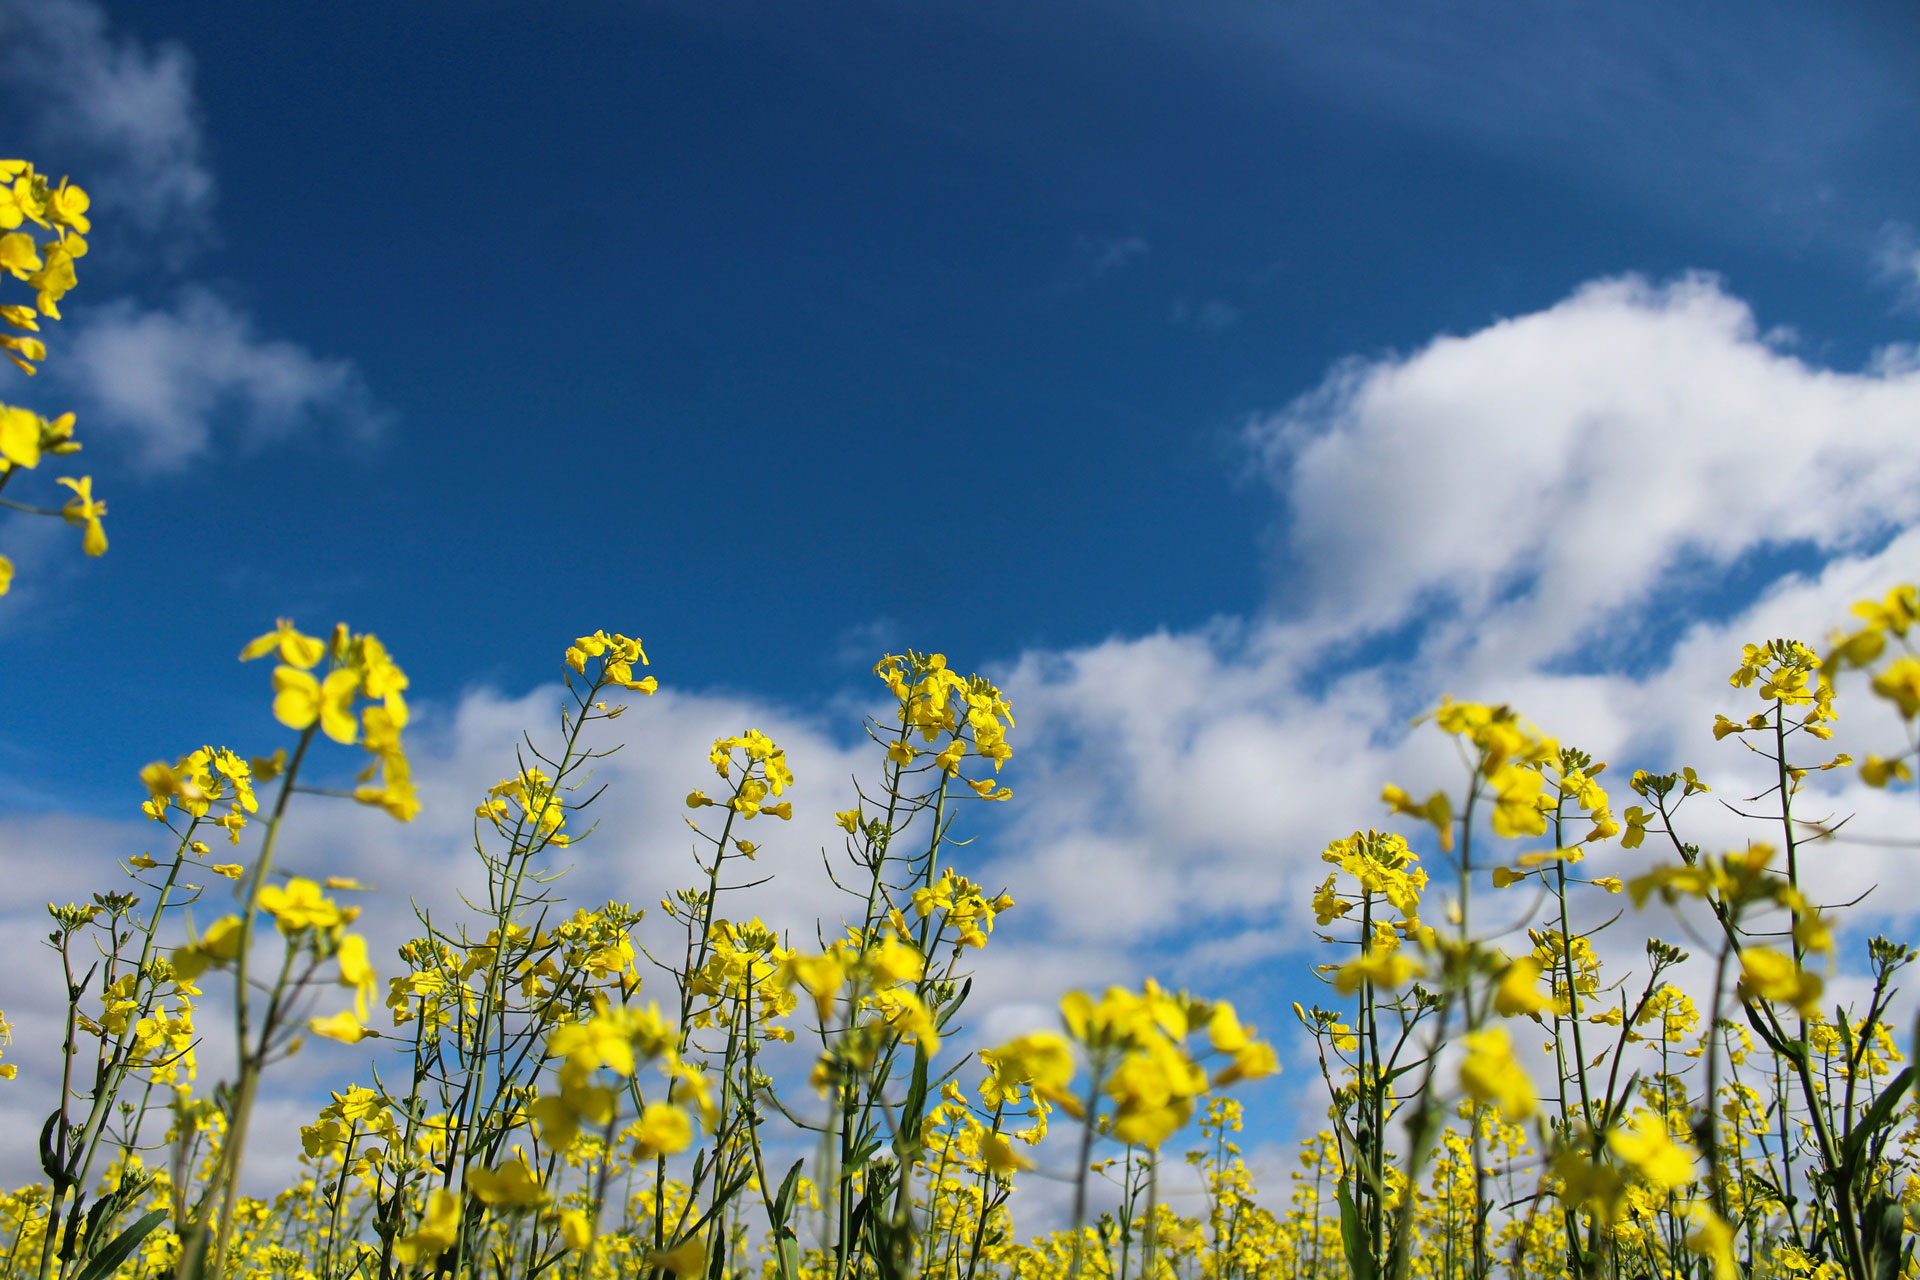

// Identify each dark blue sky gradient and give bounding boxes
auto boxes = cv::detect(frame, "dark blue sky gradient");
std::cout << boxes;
[6,0,1919,812]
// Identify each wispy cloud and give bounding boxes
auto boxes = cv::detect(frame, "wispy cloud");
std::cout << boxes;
[0,0,385,463]
[1874,221,1920,309]
[1069,233,1149,281]
[55,288,387,467]
[0,0,212,245]
[1225,1,1917,251]
[1171,297,1240,333]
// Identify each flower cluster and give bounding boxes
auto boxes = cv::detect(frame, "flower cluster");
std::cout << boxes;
[875,650,1016,785]
[15,544,1920,1280]
[992,982,1277,1153]
[240,618,416,820]
[1,160,102,595]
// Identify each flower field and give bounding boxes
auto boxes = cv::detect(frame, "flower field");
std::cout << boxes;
[4,153,1920,1280]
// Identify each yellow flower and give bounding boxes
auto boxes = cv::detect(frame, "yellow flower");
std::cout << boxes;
[1607,1110,1698,1191]
[55,476,106,555]
[270,665,361,740]
[1686,1207,1739,1280]
[28,246,77,317]
[1862,754,1913,787]
[466,1152,546,1208]
[1207,1001,1249,1053]
[1381,783,1454,851]
[209,864,243,880]
[354,763,419,821]
[1488,764,1548,838]
[0,332,45,375]
[870,986,940,1054]
[1311,873,1353,924]
[171,915,245,979]
[631,1102,692,1158]
[986,1032,1079,1114]
[308,1010,373,1044]
[558,1208,594,1252]
[546,1002,671,1083]
[1334,947,1422,995]
[981,1131,1033,1173]
[1551,1148,1627,1223]
[866,936,925,987]
[1213,1039,1280,1086]
[336,933,377,1016]
[258,878,346,933]
[0,232,40,280]
[1738,947,1824,1018]
[934,738,966,773]
[781,951,846,1022]
[1492,956,1552,1018]
[240,619,328,669]
[45,181,88,234]
[0,404,43,468]
[1458,1026,1535,1118]
[647,1237,708,1280]
[1870,655,1920,719]
[393,1189,460,1264]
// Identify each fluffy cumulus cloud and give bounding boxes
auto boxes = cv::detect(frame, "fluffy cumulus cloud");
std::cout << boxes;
[977,276,1920,959]
[0,0,210,239]
[1255,273,1920,664]
[1,0,384,466]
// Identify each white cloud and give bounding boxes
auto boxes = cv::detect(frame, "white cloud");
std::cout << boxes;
[1,1,386,465]
[0,0,212,241]
[1253,273,1920,667]
[55,288,386,466]
[964,273,1920,1027]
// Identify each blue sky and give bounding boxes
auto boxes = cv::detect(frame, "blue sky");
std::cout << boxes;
[6,0,1920,1194]
[5,0,1916,798]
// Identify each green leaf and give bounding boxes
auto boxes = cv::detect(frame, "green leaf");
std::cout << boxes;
[772,1158,806,1224]
[37,1112,64,1188]
[1336,1182,1377,1280]
[775,1232,803,1280]
[1867,1194,1906,1280]
[1840,1067,1914,1174]
[73,1208,166,1280]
